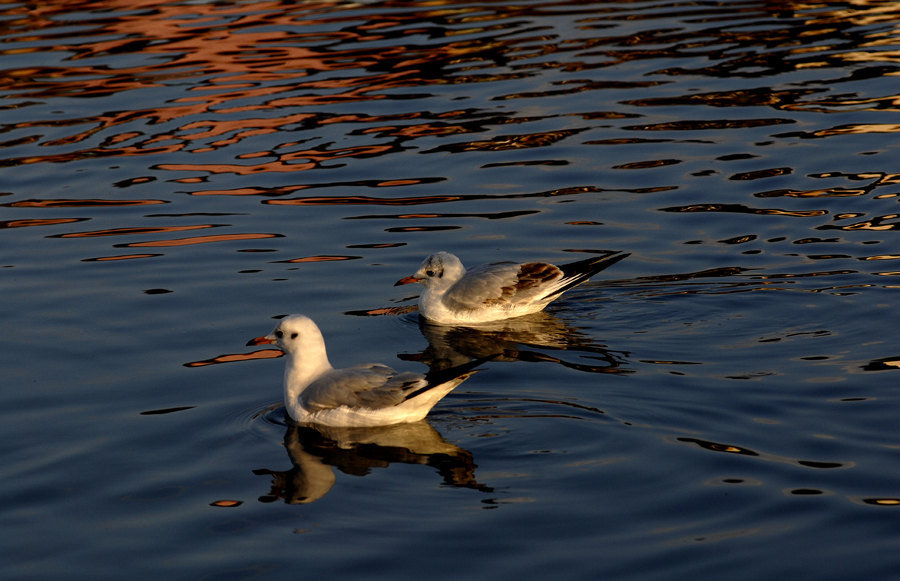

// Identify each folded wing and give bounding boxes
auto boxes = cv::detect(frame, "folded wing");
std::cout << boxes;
[300,356,497,413]
[443,261,563,311]
[301,364,422,412]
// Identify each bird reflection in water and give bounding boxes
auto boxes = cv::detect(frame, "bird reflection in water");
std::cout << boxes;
[254,421,490,504]
[404,311,631,375]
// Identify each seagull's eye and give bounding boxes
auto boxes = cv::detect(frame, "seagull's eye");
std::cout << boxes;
[425,270,434,277]
[290,332,298,339]
[275,330,284,338]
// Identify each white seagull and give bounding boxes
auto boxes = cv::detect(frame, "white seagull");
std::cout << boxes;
[395,251,630,325]
[247,314,492,427]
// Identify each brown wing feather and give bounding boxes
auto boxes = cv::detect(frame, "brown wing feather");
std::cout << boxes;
[483,262,563,306]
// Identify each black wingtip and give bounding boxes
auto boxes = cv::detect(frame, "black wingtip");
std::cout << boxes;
[403,353,500,401]
[422,352,500,385]
[546,251,629,298]
[564,251,630,274]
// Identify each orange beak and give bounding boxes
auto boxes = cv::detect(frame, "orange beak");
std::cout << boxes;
[394,275,422,286]
[246,335,276,346]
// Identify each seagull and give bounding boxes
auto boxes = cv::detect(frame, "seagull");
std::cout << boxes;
[394,251,630,325]
[247,314,493,427]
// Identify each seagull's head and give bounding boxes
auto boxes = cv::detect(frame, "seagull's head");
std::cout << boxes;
[394,251,464,289]
[247,314,323,353]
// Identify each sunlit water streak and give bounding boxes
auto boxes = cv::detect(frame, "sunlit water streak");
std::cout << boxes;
[2,0,900,579]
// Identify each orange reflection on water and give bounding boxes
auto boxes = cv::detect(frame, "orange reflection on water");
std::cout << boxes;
[4,199,166,208]
[860,254,900,261]
[818,214,900,231]
[184,349,283,368]
[210,500,242,508]
[53,224,219,238]
[676,436,850,469]
[123,233,282,247]
[277,255,361,263]
[0,218,87,229]
[777,124,900,139]
[860,498,900,507]
[158,144,399,175]
[0,0,896,175]
[83,254,162,262]
[3,1,581,170]
[425,129,587,153]
[755,188,868,198]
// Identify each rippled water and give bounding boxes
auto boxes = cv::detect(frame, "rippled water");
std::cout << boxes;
[2,0,900,579]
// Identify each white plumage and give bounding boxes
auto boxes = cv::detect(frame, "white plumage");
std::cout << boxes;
[395,251,629,325]
[247,314,489,427]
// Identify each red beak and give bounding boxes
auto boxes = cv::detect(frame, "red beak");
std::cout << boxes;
[246,335,276,346]
[394,275,421,286]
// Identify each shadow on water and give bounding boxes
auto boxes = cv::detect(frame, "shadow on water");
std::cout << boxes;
[406,313,632,374]
[253,420,491,504]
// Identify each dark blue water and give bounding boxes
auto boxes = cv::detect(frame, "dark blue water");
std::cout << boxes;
[2,0,900,579]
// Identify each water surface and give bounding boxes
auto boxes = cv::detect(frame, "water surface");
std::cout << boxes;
[2,0,900,579]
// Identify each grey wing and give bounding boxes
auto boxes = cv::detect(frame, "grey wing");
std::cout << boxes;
[301,364,427,412]
[443,262,523,310]
[444,261,564,309]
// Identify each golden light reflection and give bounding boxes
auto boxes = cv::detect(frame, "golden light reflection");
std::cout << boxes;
[4,199,166,208]
[755,189,867,198]
[276,255,361,263]
[210,500,243,508]
[751,270,856,279]
[818,214,900,231]
[0,0,895,175]
[0,218,87,229]
[675,436,851,470]
[730,167,792,181]
[123,233,282,247]
[53,224,219,238]
[860,254,900,260]
[660,204,827,217]
[777,123,900,139]
[858,498,900,507]
[0,1,618,170]
[184,349,283,368]
[82,254,162,262]
[424,129,587,153]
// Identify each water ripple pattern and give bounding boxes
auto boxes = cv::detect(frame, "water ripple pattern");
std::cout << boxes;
[1,1,900,580]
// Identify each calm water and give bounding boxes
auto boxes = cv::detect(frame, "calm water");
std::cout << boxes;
[2,0,900,578]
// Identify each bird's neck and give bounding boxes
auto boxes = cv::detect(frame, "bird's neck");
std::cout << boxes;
[283,347,332,403]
